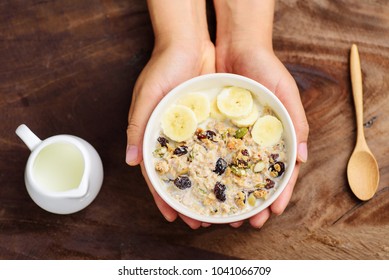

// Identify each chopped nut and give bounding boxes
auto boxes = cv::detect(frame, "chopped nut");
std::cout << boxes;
[153,147,167,157]
[253,189,267,199]
[227,139,237,149]
[203,196,215,206]
[155,160,169,174]
[248,193,256,206]
[230,165,246,176]
[203,198,212,206]
[253,161,265,173]
[234,191,246,208]
[234,127,248,139]
[177,168,189,176]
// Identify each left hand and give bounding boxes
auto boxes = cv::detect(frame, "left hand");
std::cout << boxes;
[216,44,309,228]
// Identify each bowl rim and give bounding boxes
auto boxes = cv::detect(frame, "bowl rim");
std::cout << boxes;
[143,73,297,224]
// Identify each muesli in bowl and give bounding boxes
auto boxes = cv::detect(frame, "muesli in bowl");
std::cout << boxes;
[143,74,296,224]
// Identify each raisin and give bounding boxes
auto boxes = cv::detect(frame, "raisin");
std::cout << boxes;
[236,159,248,168]
[269,161,285,177]
[205,130,217,141]
[264,178,275,189]
[174,175,191,190]
[157,137,169,148]
[173,145,188,156]
[214,182,226,202]
[213,158,228,175]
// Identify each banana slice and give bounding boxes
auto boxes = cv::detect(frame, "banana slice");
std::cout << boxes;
[217,87,253,118]
[251,115,283,147]
[178,92,210,123]
[231,104,260,127]
[161,105,197,142]
[210,97,226,121]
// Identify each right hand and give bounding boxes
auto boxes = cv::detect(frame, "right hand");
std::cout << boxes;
[126,39,215,229]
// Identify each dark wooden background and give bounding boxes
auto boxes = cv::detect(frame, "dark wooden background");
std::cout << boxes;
[1,0,388,259]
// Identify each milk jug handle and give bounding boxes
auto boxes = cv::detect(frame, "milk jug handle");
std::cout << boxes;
[16,124,42,151]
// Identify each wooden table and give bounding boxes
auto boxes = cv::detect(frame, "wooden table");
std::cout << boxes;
[1,0,388,259]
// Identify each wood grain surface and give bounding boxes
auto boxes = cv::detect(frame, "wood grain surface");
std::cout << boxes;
[0,0,388,259]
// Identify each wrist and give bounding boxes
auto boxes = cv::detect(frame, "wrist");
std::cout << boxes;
[148,0,211,49]
[214,0,274,53]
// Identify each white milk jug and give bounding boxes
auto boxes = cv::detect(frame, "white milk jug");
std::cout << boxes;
[16,124,103,214]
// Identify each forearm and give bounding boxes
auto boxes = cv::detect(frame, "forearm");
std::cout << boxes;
[147,0,210,48]
[214,0,275,50]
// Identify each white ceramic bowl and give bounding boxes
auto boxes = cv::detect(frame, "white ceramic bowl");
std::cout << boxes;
[143,73,297,224]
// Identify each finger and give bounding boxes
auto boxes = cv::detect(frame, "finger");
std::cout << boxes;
[249,208,271,228]
[201,223,212,228]
[126,81,164,166]
[140,163,178,222]
[178,213,202,229]
[270,162,301,215]
[229,221,244,228]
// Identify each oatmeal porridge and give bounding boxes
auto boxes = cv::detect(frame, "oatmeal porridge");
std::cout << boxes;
[152,86,287,217]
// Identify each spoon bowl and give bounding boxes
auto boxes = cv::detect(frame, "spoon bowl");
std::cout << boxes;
[347,44,380,200]
[347,149,379,200]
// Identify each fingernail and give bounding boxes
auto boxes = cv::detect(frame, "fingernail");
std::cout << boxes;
[126,145,138,165]
[298,142,308,163]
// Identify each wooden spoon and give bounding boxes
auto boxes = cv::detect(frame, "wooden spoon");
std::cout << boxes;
[347,44,380,200]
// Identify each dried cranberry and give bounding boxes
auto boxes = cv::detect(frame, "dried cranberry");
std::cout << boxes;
[196,129,217,141]
[241,149,250,157]
[214,182,226,202]
[157,137,169,147]
[265,178,275,189]
[269,161,285,177]
[195,129,207,140]
[270,154,279,162]
[174,176,191,190]
[197,134,207,140]
[213,158,227,175]
[173,145,188,156]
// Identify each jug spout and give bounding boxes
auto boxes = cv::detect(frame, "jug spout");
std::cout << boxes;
[16,124,42,151]
[64,176,89,198]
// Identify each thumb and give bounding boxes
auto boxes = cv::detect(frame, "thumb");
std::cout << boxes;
[126,83,164,166]
[125,96,144,166]
[126,117,143,166]
[276,72,309,163]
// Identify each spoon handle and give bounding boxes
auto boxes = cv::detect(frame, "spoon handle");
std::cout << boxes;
[350,44,366,145]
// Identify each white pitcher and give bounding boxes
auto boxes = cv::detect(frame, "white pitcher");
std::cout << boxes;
[15,124,104,214]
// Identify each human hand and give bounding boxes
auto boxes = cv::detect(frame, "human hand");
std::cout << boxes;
[217,45,309,228]
[126,0,215,229]
[214,0,309,228]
